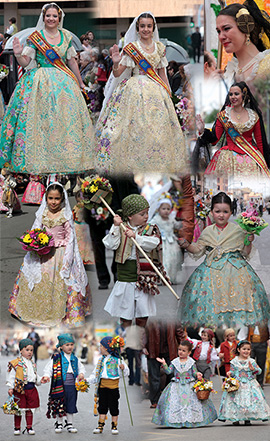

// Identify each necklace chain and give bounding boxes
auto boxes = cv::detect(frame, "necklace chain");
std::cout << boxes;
[44,29,59,39]
[139,40,154,51]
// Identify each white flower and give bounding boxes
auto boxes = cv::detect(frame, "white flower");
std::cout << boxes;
[96,207,103,215]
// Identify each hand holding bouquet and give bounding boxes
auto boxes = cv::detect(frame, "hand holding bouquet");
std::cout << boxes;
[236,210,268,245]
[75,379,90,393]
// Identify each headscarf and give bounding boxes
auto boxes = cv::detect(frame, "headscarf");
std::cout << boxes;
[121,194,149,221]
[35,2,65,31]
[56,333,75,348]
[100,336,120,358]
[19,338,34,351]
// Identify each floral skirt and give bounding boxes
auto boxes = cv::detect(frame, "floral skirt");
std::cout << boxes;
[22,181,46,204]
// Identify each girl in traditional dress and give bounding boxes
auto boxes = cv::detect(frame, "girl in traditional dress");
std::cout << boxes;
[218,340,270,425]
[95,12,189,175]
[21,175,46,205]
[72,190,94,265]
[179,192,270,327]
[0,3,94,175]
[149,195,183,284]
[9,182,91,327]
[196,82,270,179]
[152,340,217,428]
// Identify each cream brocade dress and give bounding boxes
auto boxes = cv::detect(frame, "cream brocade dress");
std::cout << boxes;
[95,41,189,175]
[9,209,91,327]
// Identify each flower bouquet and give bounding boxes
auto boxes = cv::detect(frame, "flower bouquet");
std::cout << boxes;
[18,228,54,255]
[196,206,210,220]
[0,64,9,82]
[172,94,190,135]
[75,379,90,393]
[80,175,113,223]
[222,377,240,393]
[2,395,21,416]
[236,210,268,245]
[192,379,216,400]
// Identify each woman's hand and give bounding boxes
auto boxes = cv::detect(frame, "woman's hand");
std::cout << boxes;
[125,229,135,239]
[196,114,205,134]
[113,214,122,226]
[156,357,166,365]
[111,44,121,67]
[13,37,23,56]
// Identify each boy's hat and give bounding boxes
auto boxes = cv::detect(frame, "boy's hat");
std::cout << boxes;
[121,194,149,220]
[56,333,74,348]
[19,338,34,350]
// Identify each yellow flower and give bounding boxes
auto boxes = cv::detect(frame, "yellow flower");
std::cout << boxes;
[23,234,32,244]
[38,233,49,245]
[90,185,98,193]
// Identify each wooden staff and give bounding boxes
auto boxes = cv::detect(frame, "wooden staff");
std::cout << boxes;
[91,189,180,300]
[217,0,225,69]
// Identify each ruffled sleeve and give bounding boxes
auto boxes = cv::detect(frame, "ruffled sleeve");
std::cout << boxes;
[23,45,36,60]
[156,41,168,69]
[120,53,136,68]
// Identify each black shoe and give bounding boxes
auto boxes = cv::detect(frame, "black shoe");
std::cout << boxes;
[245,420,251,426]
[98,284,109,289]
[232,421,240,426]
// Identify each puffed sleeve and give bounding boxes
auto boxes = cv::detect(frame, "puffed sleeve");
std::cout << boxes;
[156,41,168,69]
[135,233,160,252]
[66,45,77,60]
[43,358,53,379]
[6,366,16,389]
[252,120,264,155]
[55,221,72,247]
[119,53,136,68]
[103,225,121,250]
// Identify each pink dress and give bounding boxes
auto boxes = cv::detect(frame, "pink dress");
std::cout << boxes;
[22,175,46,204]
[9,208,91,327]
[0,175,8,212]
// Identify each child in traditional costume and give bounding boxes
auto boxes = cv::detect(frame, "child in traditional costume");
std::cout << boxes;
[189,328,219,380]
[88,336,129,435]
[179,192,270,327]
[21,175,46,205]
[219,340,270,425]
[103,194,168,328]
[6,338,41,435]
[1,168,21,217]
[72,190,94,265]
[42,333,85,434]
[9,182,91,327]
[152,340,217,428]
[218,328,238,376]
[149,195,183,284]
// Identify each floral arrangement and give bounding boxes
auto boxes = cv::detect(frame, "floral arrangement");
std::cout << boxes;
[80,175,113,223]
[18,228,54,255]
[109,335,125,352]
[172,94,190,135]
[236,210,268,245]
[2,396,21,415]
[222,377,240,393]
[196,206,210,220]
[75,379,90,393]
[192,379,215,393]
[0,64,9,82]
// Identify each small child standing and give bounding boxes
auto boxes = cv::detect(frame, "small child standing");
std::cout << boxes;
[42,333,86,434]
[89,336,129,435]
[152,340,217,428]
[219,340,270,425]
[190,328,219,380]
[218,328,238,375]
[103,194,167,328]
[150,197,183,284]
[6,338,41,435]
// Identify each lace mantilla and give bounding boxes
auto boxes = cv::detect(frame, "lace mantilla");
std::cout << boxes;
[225,106,258,133]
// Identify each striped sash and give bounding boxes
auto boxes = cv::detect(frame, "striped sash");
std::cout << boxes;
[123,42,171,96]
[28,30,80,87]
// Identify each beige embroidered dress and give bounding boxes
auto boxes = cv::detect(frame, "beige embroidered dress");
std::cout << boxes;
[95,40,189,175]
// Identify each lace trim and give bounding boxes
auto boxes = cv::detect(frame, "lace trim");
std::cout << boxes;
[224,50,270,83]
[171,356,195,373]
[42,208,67,228]
[225,106,258,131]
[231,356,255,371]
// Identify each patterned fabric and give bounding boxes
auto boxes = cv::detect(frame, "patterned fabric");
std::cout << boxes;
[0,29,94,174]
[56,333,74,348]
[8,356,37,394]
[46,353,66,419]
[121,194,149,221]
[152,357,217,427]
[179,223,270,327]
[22,176,45,204]
[95,41,189,175]
[93,355,106,416]
[60,351,78,381]
[193,342,214,364]
[19,339,34,350]
[219,357,270,421]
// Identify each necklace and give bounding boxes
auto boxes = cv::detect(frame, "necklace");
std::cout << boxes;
[232,108,244,121]
[44,29,59,39]
[237,58,256,74]
[139,40,154,51]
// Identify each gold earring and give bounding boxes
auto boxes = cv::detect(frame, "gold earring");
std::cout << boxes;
[245,33,250,45]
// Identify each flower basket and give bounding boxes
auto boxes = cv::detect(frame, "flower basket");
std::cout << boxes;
[196,390,210,400]
[222,377,240,393]
[2,396,21,416]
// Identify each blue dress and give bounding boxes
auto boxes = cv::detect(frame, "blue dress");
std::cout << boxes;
[152,357,217,428]
[219,357,270,422]
[0,29,94,174]
[179,223,270,327]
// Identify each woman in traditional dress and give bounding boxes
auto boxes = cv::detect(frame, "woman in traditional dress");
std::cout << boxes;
[196,82,270,179]
[0,3,94,175]
[95,12,189,175]
[216,0,270,85]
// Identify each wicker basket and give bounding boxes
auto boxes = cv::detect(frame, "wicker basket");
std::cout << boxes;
[3,408,20,415]
[196,390,210,400]
[226,385,239,393]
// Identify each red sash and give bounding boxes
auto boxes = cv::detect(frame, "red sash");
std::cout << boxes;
[123,42,171,96]
[27,30,80,87]
[217,110,270,178]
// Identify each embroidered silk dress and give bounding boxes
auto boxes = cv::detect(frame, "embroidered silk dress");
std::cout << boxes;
[0,29,94,174]
[152,357,217,428]
[21,175,46,204]
[218,356,270,422]
[203,107,269,178]
[95,41,189,175]
[9,208,91,327]
[224,50,270,86]
[179,222,270,327]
